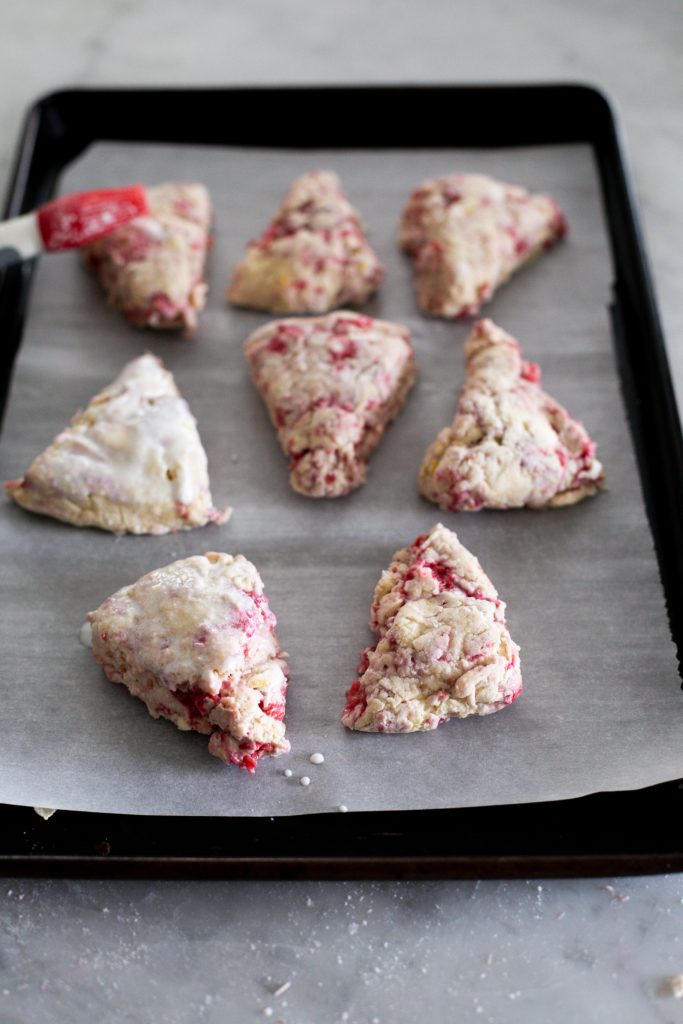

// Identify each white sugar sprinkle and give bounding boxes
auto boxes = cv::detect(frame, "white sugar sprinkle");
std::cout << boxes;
[263,1008,273,1018]
[300,776,311,787]
[337,805,348,813]
[33,807,56,821]
[79,621,93,647]
[283,769,292,778]
[274,981,291,998]
[309,752,325,764]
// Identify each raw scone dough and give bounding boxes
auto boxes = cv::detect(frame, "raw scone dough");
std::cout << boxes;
[228,170,384,313]
[84,182,211,333]
[419,319,604,510]
[342,523,521,733]
[5,354,230,534]
[244,311,416,497]
[400,172,567,318]
[88,552,289,772]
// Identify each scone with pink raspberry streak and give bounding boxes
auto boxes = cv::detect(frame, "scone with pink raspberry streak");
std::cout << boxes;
[5,354,230,534]
[84,182,211,333]
[419,319,604,511]
[400,172,567,318]
[88,552,289,772]
[228,170,383,313]
[342,524,521,733]
[244,311,415,498]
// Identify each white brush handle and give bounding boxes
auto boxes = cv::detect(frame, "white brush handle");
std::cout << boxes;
[0,213,42,265]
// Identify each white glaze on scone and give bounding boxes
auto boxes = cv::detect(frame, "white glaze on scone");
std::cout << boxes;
[244,311,415,498]
[84,183,211,332]
[419,319,604,511]
[88,552,289,772]
[5,354,230,534]
[342,524,521,733]
[400,172,567,318]
[228,171,383,313]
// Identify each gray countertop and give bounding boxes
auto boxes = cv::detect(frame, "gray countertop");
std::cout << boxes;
[2,1,683,1021]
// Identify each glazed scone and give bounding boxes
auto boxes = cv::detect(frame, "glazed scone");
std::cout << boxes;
[419,319,604,510]
[342,524,521,733]
[244,311,415,497]
[88,552,289,772]
[228,170,383,313]
[5,354,230,534]
[400,172,567,318]
[84,182,211,333]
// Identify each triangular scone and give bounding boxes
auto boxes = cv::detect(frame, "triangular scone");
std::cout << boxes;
[419,319,604,511]
[87,552,289,772]
[244,311,415,497]
[228,170,384,313]
[343,524,521,733]
[5,354,230,534]
[400,172,567,318]
[84,183,211,333]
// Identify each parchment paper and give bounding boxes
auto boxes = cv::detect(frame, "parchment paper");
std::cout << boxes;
[1,142,681,817]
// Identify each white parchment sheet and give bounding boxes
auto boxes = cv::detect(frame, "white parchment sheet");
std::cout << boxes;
[0,142,681,816]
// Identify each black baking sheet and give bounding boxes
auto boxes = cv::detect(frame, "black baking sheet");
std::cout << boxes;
[0,85,681,877]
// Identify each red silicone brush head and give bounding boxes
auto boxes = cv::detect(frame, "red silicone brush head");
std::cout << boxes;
[36,185,148,252]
